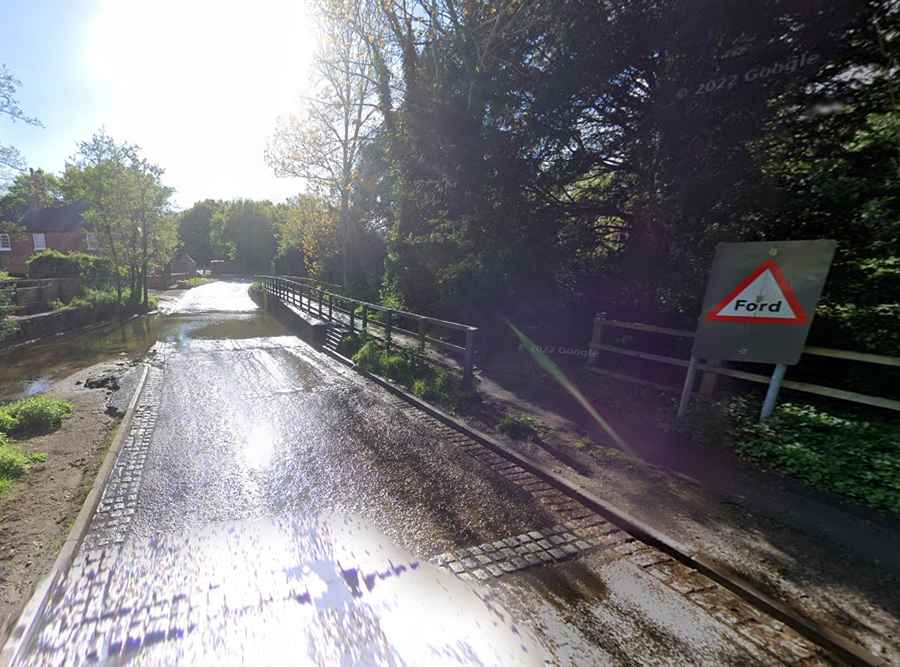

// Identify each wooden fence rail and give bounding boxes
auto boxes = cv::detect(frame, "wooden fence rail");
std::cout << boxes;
[588,314,900,412]
[255,275,478,387]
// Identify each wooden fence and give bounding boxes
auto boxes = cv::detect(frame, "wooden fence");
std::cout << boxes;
[588,314,900,413]
[256,275,478,387]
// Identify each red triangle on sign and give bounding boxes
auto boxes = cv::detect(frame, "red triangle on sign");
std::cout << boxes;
[705,259,807,325]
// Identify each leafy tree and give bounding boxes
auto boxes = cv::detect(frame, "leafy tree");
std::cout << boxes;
[62,130,173,305]
[212,200,278,274]
[277,194,340,280]
[0,169,63,227]
[177,200,223,267]
[266,0,382,288]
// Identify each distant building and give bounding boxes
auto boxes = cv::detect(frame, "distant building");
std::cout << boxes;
[0,203,96,275]
[169,252,198,276]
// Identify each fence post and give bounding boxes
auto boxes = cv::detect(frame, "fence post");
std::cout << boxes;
[418,318,427,353]
[589,312,606,366]
[349,302,356,333]
[384,310,393,349]
[362,305,368,332]
[318,288,324,319]
[699,359,720,396]
[463,328,476,389]
[328,293,333,321]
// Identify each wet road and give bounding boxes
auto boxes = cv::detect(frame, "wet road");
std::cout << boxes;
[11,283,820,665]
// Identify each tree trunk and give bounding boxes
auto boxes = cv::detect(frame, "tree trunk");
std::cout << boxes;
[105,225,122,303]
[141,211,150,308]
[340,190,349,290]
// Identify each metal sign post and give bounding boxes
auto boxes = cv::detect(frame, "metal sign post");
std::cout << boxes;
[682,240,836,421]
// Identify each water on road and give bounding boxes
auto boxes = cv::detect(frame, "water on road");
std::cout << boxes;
[10,282,804,665]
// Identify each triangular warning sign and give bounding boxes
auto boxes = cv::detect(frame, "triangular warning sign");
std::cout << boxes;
[706,259,807,325]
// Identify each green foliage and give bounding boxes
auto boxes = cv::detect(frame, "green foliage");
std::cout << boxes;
[0,169,62,222]
[497,413,540,441]
[352,341,382,374]
[0,273,16,344]
[176,277,213,289]
[212,199,278,274]
[337,332,370,358]
[353,304,383,323]
[350,338,470,409]
[0,395,72,437]
[684,396,900,515]
[177,200,222,266]
[26,250,115,289]
[0,432,46,495]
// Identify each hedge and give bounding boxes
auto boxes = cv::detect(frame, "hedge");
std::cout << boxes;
[26,250,114,289]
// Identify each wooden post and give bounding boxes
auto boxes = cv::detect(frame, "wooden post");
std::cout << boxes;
[384,310,393,349]
[589,313,606,366]
[418,318,427,353]
[463,328,476,389]
[349,302,355,334]
[362,305,368,332]
[328,293,333,321]
[699,359,720,396]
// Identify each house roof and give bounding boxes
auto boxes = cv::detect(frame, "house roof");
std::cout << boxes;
[21,203,88,233]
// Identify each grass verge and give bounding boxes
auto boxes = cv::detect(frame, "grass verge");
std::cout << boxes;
[0,395,71,496]
[341,334,477,411]
[0,433,47,495]
[681,395,900,515]
[176,277,214,289]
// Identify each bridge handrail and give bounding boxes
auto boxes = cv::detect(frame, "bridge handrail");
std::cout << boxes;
[255,276,477,332]
[254,275,477,386]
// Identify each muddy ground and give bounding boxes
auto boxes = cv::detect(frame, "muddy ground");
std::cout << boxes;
[460,350,900,664]
[0,360,139,642]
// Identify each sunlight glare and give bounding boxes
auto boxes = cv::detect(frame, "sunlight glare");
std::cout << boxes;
[82,0,317,206]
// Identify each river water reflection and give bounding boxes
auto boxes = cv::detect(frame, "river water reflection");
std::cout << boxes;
[0,282,288,401]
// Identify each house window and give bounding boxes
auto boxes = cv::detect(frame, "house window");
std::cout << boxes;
[0,233,10,252]
[85,232,98,251]
[32,233,46,251]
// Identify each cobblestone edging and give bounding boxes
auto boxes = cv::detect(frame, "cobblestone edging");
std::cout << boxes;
[21,367,165,664]
[82,369,162,551]
[430,518,634,581]
[388,399,833,666]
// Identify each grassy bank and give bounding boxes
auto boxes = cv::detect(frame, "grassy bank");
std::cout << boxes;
[0,396,71,495]
[339,333,477,410]
[681,396,900,515]
[175,276,214,289]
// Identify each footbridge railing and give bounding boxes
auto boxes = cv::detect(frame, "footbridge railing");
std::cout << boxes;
[255,275,477,387]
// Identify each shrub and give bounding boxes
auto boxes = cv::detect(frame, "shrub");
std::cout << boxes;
[683,396,900,515]
[380,353,413,385]
[0,395,72,437]
[337,332,370,358]
[0,275,15,343]
[353,341,382,373]
[498,413,540,441]
[353,304,383,323]
[176,277,213,289]
[27,250,114,289]
[0,433,46,495]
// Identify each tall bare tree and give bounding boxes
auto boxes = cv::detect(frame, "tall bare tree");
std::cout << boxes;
[0,65,43,188]
[266,0,383,288]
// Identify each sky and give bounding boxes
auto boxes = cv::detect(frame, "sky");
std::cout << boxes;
[1,0,317,208]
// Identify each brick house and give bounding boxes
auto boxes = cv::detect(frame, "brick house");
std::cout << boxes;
[0,203,97,275]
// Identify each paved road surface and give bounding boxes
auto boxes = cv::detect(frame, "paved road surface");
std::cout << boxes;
[10,282,828,665]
